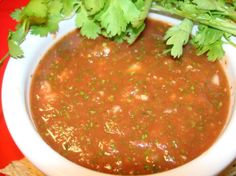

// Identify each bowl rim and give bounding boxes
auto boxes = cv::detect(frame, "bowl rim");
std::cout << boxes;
[2,13,236,176]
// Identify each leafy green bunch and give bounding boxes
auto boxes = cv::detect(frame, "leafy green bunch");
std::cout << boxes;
[7,0,79,60]
[153,0,236,61]
[2,0,236,64]
[4,0,152,63]
[76,0,153,43]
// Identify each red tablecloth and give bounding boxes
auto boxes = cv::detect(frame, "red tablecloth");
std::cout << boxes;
[0,0,29,172]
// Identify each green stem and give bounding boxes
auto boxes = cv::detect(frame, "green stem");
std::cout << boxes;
[151,4,236,36]
[0,52,10,66]
[224,36,236,48]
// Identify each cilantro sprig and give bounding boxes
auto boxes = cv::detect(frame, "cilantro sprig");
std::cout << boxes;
[152,0,236,60]
[1,0,236,65]
[164,18,193,58]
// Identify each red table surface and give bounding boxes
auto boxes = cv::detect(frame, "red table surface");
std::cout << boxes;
[0,0,29,173]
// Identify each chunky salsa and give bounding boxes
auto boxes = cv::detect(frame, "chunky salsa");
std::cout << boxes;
[30,19,230,175]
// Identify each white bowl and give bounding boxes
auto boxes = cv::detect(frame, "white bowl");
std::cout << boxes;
[2,13,236,176]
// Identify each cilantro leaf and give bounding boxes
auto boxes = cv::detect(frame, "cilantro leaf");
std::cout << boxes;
[193,25,224,46]
[76,0,146,43]
[135,0,145,9]
[8,40,23,58]
[30,25,50,37]
[23,0,48,18]
[76,3,101,39]
[96,0,140,37]
[80,20,101,39]
[82,0,105,15]
[10,25,27,43]
[125,23,145,44]
[118,0,140,23]
[96,1,128,37]
[31,15,62,37]
[132,0,153,28]
[61,0,78,17]
[164,18,193,58]
[192,25,225,61]
[11,9,23,22]
[206,41,225,61]
[8,19,29,57]
[48,0,63,15]
[113,23,145,44]
[30,0,64,37]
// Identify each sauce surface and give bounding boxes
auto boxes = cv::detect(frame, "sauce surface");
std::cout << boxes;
[30,19,230,175]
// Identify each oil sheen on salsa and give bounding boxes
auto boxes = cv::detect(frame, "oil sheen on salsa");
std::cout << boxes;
[30,19,230,175]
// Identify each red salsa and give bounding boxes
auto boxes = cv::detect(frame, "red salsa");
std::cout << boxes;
[30,19,230,175]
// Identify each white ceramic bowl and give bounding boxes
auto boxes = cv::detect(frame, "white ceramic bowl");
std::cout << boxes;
[2,14,236,176]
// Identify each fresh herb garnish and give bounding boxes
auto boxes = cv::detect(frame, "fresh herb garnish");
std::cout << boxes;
[151,0,236,60]
[1,0,236,64]
[164,18,193,58]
